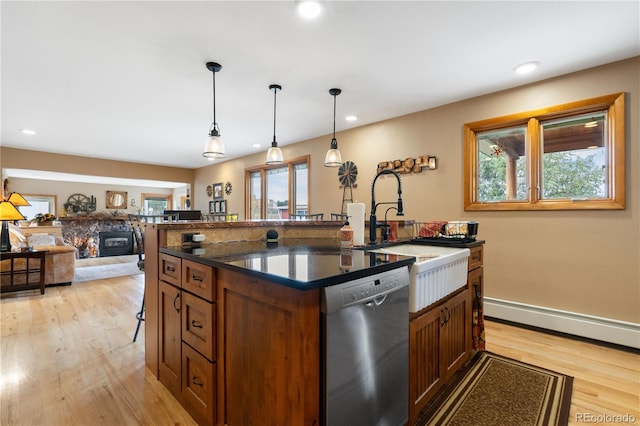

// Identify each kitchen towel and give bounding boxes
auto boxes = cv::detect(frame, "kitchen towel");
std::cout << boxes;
[347,203,365,246]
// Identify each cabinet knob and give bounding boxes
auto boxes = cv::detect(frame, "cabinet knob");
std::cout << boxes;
[191,320,203,329]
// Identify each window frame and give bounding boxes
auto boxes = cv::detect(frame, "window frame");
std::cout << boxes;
[141,193,173,214]
[17,194,57,222]
[245,155,310,219]
[464,93,625,211]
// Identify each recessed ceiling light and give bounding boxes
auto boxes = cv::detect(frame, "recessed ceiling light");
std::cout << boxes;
[345,115,358,122]
[21,129,36,135]
[514,61,539,75]
[252,143,262,148]
[296,1,323,19]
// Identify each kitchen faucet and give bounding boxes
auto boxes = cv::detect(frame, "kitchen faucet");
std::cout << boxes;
[381,206,397,242]
[370,169,404,244]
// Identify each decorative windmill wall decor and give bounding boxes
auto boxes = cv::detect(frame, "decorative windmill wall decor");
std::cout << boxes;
[338,161,358,214]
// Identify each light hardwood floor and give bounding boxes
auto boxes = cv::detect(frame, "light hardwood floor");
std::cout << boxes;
[1,276,638,425]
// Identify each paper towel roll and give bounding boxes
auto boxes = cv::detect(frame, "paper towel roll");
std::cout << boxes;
[347,203,366,246]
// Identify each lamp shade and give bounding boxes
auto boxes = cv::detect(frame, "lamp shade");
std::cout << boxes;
[7,192,31,206]
[0,201,26,221]
[203,132,226,159]
[266,145,284,165]
[324,146,342,167]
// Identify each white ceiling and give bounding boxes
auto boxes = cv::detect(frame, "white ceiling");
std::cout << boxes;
[2,1,639,178]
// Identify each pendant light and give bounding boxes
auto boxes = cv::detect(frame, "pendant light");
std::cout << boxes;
[266,84,284,165]
[324,88,343,167]
[202,62,226,159]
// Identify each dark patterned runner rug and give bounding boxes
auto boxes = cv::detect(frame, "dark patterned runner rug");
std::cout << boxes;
[418,351,573,426]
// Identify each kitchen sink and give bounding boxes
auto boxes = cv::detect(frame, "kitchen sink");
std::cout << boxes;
[367,245,470,312]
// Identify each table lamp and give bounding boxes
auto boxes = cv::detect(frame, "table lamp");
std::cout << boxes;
[1,192,28,252]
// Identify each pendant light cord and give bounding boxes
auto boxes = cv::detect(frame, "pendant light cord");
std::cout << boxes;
[212,70,217,126]
[332,93,337,138]
[273,87,277,143]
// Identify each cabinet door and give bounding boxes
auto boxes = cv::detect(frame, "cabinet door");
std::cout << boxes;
[409,305,443,422]
[182,291,215,362]
[182,342,216,426]
[440,289,472,380]
[158,280,182,399]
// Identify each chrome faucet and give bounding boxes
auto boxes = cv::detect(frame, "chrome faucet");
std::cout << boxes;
[369,169,404,244]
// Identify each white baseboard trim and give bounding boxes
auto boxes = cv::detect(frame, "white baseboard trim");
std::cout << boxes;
[484,297,640,349]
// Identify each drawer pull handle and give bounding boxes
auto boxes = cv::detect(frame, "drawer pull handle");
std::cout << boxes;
[166,266,176,272]
[173,293,181,312]
[192,376,204,387]
[191,320,203,329]
[191,274,203,282]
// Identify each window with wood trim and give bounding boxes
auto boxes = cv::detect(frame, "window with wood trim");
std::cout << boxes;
[246,156,310,220]
[464,93,625,210]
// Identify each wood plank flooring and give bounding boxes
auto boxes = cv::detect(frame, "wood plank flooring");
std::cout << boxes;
[2,275,638,425]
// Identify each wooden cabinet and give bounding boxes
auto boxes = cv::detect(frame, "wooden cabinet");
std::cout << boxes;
[409,243,483,424]
[468,245,485,352]
[217,268,320,426]
[409,289,471,421]
[157,254,216,425]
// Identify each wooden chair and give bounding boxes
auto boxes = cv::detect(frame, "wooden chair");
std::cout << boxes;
[330,213,349,221]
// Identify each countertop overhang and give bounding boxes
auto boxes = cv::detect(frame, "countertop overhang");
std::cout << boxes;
[161,238,416,290]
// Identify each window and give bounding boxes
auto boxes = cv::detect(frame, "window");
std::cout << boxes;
[141,193,172,215]
[464,93,625,210]
[246,156,310,219]
[17,194,57,222]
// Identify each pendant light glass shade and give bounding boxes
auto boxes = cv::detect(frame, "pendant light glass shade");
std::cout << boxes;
[203,62,226,159]
[324,88,343,167]
[324,138,342,166]
[266,84,284,165]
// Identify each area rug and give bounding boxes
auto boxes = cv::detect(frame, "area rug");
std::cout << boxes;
[418,351,573,426]
[73,262,143,282]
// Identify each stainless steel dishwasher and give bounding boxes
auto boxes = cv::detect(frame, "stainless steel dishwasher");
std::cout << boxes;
[322,266,410,426]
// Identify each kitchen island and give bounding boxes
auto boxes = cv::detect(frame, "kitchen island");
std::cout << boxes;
[143,221,483,425]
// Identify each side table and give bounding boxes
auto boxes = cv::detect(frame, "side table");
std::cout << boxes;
[0,250,48,294]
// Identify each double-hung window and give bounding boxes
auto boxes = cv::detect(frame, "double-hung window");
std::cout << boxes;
[246,156,310,219]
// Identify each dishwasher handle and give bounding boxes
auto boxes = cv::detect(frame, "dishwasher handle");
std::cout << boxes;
[364,294,387,307]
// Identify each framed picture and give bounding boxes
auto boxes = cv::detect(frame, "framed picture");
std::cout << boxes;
[213,182,223,200]
[209,201,216,213]
[219,200,227,213]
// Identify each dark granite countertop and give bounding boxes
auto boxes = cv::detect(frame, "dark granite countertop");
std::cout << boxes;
[160,238,415,290]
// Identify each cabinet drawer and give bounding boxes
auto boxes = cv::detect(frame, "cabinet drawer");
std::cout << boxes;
[468,245,483,271]
[182,342,216,426]
[182,260,215,302]
[159,253,181,285]
[182,291,215,361]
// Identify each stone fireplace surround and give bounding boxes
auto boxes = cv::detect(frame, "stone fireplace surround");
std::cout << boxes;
[60,216,132,258]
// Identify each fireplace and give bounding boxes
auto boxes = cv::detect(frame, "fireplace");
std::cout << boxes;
[99,231,134,257]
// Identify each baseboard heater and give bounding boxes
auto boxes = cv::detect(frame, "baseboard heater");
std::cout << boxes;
[484,297,640,350]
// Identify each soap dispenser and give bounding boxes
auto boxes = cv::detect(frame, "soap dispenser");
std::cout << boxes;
[339,217,354,248]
